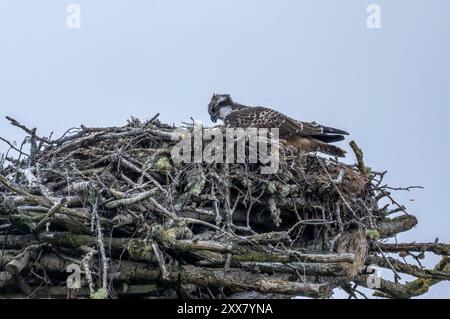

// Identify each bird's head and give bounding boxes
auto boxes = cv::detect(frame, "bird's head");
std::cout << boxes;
[208,94,235,123]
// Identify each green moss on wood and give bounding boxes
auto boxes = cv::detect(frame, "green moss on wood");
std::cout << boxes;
[366,229,380,240]
[10,215,36,233]
[91,288,108,299]
[185,169,206,197]
[127,239,156,262]
[267,182,277,194]
[155,157,172,172]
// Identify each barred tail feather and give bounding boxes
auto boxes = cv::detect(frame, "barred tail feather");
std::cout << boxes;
[286,137,347,158]
[318,143,347,158]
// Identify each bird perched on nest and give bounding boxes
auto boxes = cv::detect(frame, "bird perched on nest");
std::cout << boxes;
[208,94,349,157]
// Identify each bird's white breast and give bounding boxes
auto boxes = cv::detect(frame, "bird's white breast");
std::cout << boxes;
[218,106,234,120]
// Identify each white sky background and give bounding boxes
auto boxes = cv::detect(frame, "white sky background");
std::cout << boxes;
[0,0,449,298]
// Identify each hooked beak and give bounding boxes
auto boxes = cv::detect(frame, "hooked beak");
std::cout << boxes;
[210,114,218,123]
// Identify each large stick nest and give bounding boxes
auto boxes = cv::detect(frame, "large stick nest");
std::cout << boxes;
[0,116,448,299]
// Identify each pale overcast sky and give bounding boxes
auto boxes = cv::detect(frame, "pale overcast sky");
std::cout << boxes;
[0,1,449,298]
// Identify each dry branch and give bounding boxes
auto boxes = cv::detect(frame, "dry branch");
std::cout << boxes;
[0,115,448,299]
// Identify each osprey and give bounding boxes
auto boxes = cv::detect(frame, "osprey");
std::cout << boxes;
[208,94,349,157]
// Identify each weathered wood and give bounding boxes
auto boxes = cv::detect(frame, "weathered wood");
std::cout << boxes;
[1,116,447,299]
[33,198,67,233]
[35,253,329,298]
[0,271,14,288]
[356,258,449,299]
[177,265,329,298]
[240,261,351,277]
[349,141,367,175]
[105,188,159,209]
[5,250,32,275]
[152,225,355,264]
[3,284,159,298]
[376,242,450,256]
[367,255,450,280]
[355,276,431,299]
[376,215,418,239]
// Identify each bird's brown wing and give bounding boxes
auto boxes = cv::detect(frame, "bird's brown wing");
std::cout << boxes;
[224,107,348,140]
